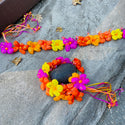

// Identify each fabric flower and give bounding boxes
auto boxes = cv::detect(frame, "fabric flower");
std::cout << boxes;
[51,40,64,51]
[56,57,72,64]
[98,30,112,43]
[47,59,62,70]
[69,73,90,91]
[111,29,123,40]
[122,29,125,39]
[39,77,49,91]
[42,62,50,74]
[72,58,84,73]
[13,40,29,54]
[98,32,106,44]
[47,79,63,97]
[0,42,14,54]
[63,58,72,64]
[91,35,100,46]
[77,36,91,46]
[27,41,41,54]
[103,30,112,41]
[37,69,48,78]
[63,37,77,52]
[56,56,64,62]
[38,40,52,50]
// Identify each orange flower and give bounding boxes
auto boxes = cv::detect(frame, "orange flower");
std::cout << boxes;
[47,59,61,70]
[98,32,106,44]
[39,77,49,90]
[103,30,112,41]
[91,35,100,46]
[77,36,91,46]
[38,40,52,51]
[98,30,112,43]
[27,41,41,54]
[13,40,29,54]
[72,58,84,73]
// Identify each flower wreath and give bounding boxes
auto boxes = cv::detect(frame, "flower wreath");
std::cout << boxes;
[37,57,123,108]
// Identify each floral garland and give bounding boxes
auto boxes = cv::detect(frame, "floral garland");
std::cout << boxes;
[0,11,125,55]
[37,57,123,108]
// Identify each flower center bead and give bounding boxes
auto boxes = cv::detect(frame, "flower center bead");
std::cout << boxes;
[33,45,35,48]
[5,48,8,50]
[115,33,118,36]
[79,80,82,83]
[56,43,59,46]
[53,87,57,91]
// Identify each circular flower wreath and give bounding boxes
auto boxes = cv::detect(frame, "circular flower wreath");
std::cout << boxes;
[37,57,123,108]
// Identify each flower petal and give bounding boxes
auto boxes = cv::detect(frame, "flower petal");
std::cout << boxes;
[7,42,13,48]
[49,88,54,97]
[7,48,14,54]
[53,90,60,97]
[47,82,52,88]
[65,45,70,52]
[63,58,71,63]
[70,44,77,49]
[72,73,79,77]
[83,78,90,84]
[57,85,63,92]
[79,84,86,91]
[71,77,79,83]
[74,83,79,88]
[1,48,7,54]
[52,79,58,86]
[28,47,34,54]
[80,74,86,79]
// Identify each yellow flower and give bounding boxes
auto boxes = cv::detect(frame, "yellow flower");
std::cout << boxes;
[42,62,50,74]
[111,29,123,40]
[47,79,63,97]
[51,40,64,51]
[27,41,41,54]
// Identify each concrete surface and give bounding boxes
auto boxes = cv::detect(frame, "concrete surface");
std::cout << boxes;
[0,0,125,125]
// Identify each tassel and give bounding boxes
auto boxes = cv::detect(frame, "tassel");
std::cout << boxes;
[85,82,123,108]
[2,12,41,43]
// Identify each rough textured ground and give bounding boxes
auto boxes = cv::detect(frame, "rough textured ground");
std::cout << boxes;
[0,0,125,125]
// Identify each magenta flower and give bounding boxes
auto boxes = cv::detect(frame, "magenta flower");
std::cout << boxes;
[56,57,72,64]
[63,58,72,64]
[0,42,14,54]
[63,37,77,52]
[37,69,48,78]
[71,74,90,91]
[56,57,63,62]
[122,29,125,39]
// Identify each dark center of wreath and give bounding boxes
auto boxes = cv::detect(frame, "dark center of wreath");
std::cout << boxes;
[50,63,77,84]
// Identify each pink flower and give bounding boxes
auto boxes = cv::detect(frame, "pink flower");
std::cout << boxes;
[56,57,72,64]
[37,69,48,78]
[63,37,77,52]
[0,42,14,54]
[71,74,90,91]
[122,29,125,39]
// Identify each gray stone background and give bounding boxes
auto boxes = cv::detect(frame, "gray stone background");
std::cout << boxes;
[0,0,125,125]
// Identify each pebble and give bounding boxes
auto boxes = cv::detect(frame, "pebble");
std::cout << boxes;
[50,63,77,84]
